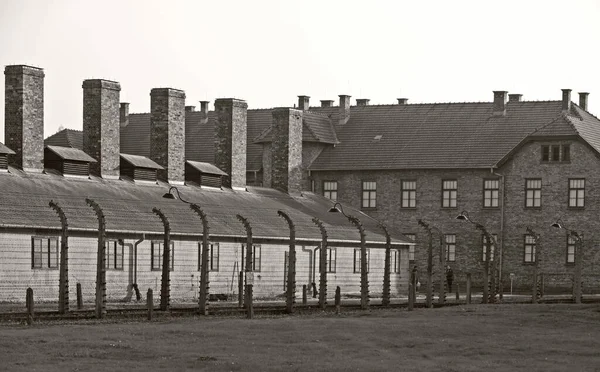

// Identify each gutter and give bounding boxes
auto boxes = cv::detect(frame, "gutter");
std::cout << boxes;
[491,167,505,300]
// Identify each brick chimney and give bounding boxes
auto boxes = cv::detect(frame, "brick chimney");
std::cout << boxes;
[150,88,186,184]
[579,92,589,111]
[199,101,210,115]
[397,98,408,105]
[508,94,522,102]
[356,99,370,106]
[185,105,196,112]
[562,89,571,112]
[120,102,129,128]
[298,95,310,111]
[338,95,351,126]
[271,108,303,194]
[493,91,508,116]
[214,98,247,189]
[320,100,334,107]
[4,65,44,172]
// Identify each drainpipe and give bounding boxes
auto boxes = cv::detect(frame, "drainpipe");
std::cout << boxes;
[133,234,145,301]
[120,239,134,301]
[491,168,505,300]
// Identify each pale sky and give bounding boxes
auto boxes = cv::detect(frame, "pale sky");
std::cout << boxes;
[1,0,599,142]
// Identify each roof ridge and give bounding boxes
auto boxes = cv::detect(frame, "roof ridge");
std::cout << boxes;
[303,110,330,117]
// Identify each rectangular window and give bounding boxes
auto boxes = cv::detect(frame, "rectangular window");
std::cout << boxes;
[241,244,261,272]
[552,145,560,161]
[567,236,576,264]
[401,180,417,208]
[323,181,338,201]
[326,247,336,273]
[151,241,174,271]
[569,179,585,208]
[391,250,400,273]
[361,181,377,209]
[404,234,416,261]
[482,234,497,262]
[31,237,59,269]
[542,144,571,162]
[542,145,550,161]
[210,243,219,271]
[525,179,542,208]
[563,145,570,161]
[483,179,499,208]
[524,235,536,263]
[353,248,370,273]
[105,240,124,270]
[442,180,457,208]
[445,234,456,262]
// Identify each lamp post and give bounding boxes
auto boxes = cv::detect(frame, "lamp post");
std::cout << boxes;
[551,219,583,304]
[418,219,446,306]
[162,186,210,315]
[456,210,498,304]
[525,226,541,304]
[328,202,369,310]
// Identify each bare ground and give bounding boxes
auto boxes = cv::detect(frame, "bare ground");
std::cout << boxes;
[1,303,600,372]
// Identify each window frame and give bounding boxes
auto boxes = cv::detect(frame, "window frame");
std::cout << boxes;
[361,180,377,209]
[31,236,59,270]
[404,233,416,262]
[353,248,370,273]
[483,179,499,208]
[326,247,336,273]
[391,249,400,273]
[445,234,456,262]
[105,240,124,271]
[400,180,417,209]
[541,144,571,163]
[151,240,175,272]
[525,178,542,208]
[568,178,585,208]
[566,235,576,265]
[523,234,536,264]
[441,179,458,208]
[323,180,338,201]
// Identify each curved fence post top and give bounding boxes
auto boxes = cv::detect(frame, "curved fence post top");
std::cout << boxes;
[86,198,105,220]
[236,214,252,235]
[190,203,210,236]
[152,207,170,229]
[49,200,68,228]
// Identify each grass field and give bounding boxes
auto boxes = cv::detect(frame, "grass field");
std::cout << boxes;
[1,303,599,372]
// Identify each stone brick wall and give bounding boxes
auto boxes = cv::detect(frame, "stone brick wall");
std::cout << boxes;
[214,98,247,189]
[150,88,186,183]
[310,137,600,293]
[271,108,303,194]
[82,79,121,178]
[4,65,44,172]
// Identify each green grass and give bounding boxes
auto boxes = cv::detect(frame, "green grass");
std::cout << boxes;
[1,304,600,371]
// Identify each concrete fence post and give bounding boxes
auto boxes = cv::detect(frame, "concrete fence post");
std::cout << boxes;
[466,273,472,305]
[335,286,341,314]
[76,282,83,310]
[147,289,153,321]
[26,287,34,325]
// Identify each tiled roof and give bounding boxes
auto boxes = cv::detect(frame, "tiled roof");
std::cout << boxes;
[308,101,596,170]
[0,142,15,155]
[566,105,600,154]
[120,153,163,170]
[254,111,338,145]
[120,114,151,157]
[46,145,97,163]
[44,129,84,149]
[186,160,227,176]
[0,170,412,246]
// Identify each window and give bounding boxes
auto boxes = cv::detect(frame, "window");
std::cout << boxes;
[569,179,585,208]
[481,234,497,262]
[353,248,370,273]
[241,244,262,272]
[567,236,576,264]
[151,241,174,271]
[105,240,123,270]
[404,234,416,261]
[442,180,457,208]
[542,144,571,162]
[445,234,456,262]
[198,243,219,271]
[326,247,336,273]
[401,180,416,208]
[31,237,59,269]
[525,179,542,208]
[361,181,377,209]
[524,235,536,263]
[323,181,338,201]
[391,250,400,273]
[483,180,499,208]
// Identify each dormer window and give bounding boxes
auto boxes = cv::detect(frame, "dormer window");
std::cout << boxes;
[120,154,163,182]
[541,144,570,162]
[44,145,96,177]
[185,161,227,188]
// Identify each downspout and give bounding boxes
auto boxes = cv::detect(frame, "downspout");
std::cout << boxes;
[133,234,145,301]
[120,239,134,301]
[492,168,505,300]
[301,245,313,287]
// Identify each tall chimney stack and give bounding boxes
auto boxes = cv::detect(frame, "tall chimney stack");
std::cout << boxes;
[338,95,351,126]
[298,95,310,111]
[271,108,303,194]
[4,65,44,172]
[120,102,129,128]
[214,98,247,189]
[562,89,572,112]
[150,88,186,184]
[493,91,508,116]
[199,101,210,115]
[579,92,589,111]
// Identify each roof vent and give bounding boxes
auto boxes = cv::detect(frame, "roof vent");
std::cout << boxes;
[508,94,522,102]
[185,106,196,112]
[356,99,370,106]
[579,92,589,111]
[493,91,508,116]
[0,142,15,171]
[44,145,97,177]
[185,160,227,188]
[120,153,163,182]
[397,98,408,105]
[320,100,334,107]
[562,89,572,112]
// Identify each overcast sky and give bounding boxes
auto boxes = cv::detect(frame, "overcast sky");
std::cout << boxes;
[1,0,599,141]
